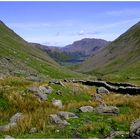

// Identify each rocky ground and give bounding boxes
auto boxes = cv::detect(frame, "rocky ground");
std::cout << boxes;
[0,76,140,138]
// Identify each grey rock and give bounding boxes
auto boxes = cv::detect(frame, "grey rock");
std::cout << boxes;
[49,114,69,126]
[35,92,47,101]
[4,135,14,139]
[130,118,140,138]
[10,113,23,123]
[52,99,63,108]
[57,111,78,120]
[97,87,109,94]
[79,106,94,112]
[95,105,119,115]
[29,127,37,133]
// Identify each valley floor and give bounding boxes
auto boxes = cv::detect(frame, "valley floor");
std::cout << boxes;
[0,76,140,138]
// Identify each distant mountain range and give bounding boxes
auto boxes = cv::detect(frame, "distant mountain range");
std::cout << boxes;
[76,21,140,82]
[61,38,110,56]
[0,19,140,82]
[35,38,110,65]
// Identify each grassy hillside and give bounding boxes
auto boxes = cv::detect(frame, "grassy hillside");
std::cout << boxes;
[0,76,140,138]
[76,22,140,83]
[0,21,85,79]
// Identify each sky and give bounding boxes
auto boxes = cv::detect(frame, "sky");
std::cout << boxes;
[0,1,140,46]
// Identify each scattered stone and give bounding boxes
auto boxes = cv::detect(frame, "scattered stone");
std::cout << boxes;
[79,106,94,112]
[4,135,14,139]
[95,105,119,115]
[107,131,129,139]
[130,118,140,138]
[57,111,78,120]
[35,92,47,101]
[52,99,63,108]
[56,90,62,95]
[49,114,69,126]
[10,113,23,123]
[29,127,37,133]
[97,87,110,94]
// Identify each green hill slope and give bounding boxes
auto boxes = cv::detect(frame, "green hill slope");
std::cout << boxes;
[76,22,140,82]
[0,21,84,79]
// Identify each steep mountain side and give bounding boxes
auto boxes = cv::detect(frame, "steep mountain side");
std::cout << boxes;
[76,22,140,81]
[0,21,83,79]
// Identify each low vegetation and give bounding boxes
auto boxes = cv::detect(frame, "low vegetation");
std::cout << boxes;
[0,76,140,138]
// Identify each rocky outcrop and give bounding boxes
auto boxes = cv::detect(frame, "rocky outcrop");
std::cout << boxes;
[57,111,78,120]
[28,86,53,95]
[27,85,53,101]
[95,105,119,115]
[130,118,140,138]
[79,106,94,112]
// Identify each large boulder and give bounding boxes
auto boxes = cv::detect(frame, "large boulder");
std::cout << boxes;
[79,106,94,112]
[57,111,78,120]
[130,118,140,138]
[52,99,63,108]
[97,87,109,94]
[95,105,119,115]
[49,114,69,126]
